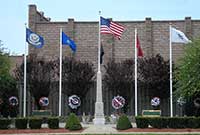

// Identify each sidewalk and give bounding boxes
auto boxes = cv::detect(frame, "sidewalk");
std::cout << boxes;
[82,123,118,134]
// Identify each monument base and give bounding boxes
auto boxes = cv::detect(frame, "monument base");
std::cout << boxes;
[93,102,105,125]
[93,117,105,125]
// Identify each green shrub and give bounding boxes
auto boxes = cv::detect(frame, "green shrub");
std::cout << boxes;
[0,118,11,129]
[149,117,168,128]
[29,117,42,129]
[116,114,132,130]
[48,117,59,129]
[65,113,82,130]
[168,117,187,128]
[195,117,200,128]
[58,116,68,122]
[135,116,149,128]
[15,117,28,129]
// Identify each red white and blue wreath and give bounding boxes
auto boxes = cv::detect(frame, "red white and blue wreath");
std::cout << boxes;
[39,97,49,107]
[112,95,125,110]
[68,95,81,109]
[151,97,160,107]
[9,96,18,106]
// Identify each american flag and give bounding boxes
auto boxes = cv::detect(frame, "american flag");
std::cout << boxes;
[100,17,125,39]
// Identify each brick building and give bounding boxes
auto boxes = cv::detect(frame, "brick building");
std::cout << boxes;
[28,5,200,65]
[14,5,200,116]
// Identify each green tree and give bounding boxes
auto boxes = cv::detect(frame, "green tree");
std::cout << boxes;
[138,54,170,99]
[0,41,18,117]
[104,59,134,113]
[15,55,56,109]
[175,38,200,99]
[60,57,95,113]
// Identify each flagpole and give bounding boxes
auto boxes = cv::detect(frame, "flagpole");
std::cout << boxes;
[59,28,62,116]
[23,23,27,117]
[134,28,138,116]
[169,25,173,117]
[93,11,105,125]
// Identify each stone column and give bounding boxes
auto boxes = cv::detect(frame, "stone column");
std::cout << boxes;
[145,17,153,57]
[185,17,192,39]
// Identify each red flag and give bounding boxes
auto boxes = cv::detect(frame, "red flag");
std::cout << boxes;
[137,35,143,57]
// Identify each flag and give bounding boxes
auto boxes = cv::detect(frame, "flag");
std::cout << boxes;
[171,27,191,43]
[100,16,125,39]
[26,28,44,48]
[137,35,143,57]
[62,32,76,52]
[100,44,104,64]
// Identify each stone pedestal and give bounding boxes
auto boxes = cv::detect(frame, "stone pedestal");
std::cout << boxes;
[93,71,105,125]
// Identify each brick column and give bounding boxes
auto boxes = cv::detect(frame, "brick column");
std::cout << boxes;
[145,17,153,57]
[68,18,75,38]
[28,5,37,56]
[185,17,192,39]
[28,5,37,30]
[67,18,75,57]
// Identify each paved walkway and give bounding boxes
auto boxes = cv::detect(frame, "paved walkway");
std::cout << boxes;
[82,124,118,134]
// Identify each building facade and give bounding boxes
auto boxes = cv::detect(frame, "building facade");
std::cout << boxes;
[20,4,200,116]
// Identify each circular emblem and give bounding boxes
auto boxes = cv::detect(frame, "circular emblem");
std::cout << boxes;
[112,95,125,109]
[151,97,160,107]
[28,33,42,46]
[177,97,186,106]
[194,98,200,108]
[9,96,18,106]
[39,97,49,107]
[68,95,81,109]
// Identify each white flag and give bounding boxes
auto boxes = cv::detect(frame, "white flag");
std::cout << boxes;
[171,27,191,44]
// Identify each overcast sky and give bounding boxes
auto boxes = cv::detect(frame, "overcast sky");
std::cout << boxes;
[0,0,199,55]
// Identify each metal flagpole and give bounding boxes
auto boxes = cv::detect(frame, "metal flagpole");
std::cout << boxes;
[59,28,62,116]
[93,11,105,125]
[134,28,138,116]
[169,25,173,117]
[23,23,27,117]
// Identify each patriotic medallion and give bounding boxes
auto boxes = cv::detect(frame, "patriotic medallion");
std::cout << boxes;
[9,96,18,106]
[151,97,160,107]
[112,95,125,109]
[177,97,186,106]
[194,98,200,108]
[68,95,81,109]
[39,97,49,107]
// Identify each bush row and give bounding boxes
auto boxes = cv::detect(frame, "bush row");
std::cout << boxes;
[0,114,82,130]
[0,117,59,129]
[135,116,200,129]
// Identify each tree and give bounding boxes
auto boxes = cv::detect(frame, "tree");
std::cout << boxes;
[61,57,95,95]
[104,59,134,113]
[58,57,95,113]
[15,55,56,109]
[175,38,200,99]
[0,41,18,117]
[138,54,170,99]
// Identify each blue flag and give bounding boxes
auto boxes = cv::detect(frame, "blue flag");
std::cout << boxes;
[26,28,44,48]
[62,32,76,52]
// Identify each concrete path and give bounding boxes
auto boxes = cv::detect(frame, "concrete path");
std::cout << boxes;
[82,124,117,134]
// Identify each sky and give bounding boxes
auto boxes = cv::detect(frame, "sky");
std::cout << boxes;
[0,0,199,55]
